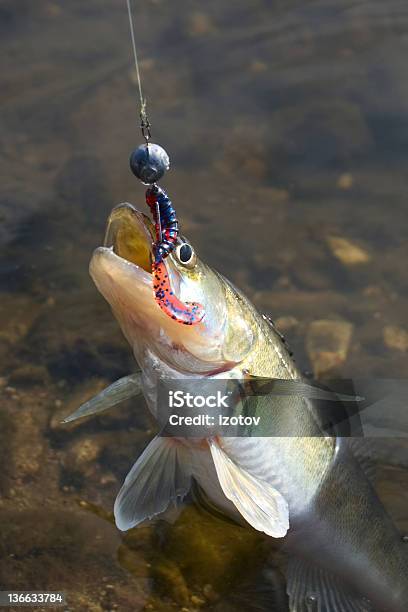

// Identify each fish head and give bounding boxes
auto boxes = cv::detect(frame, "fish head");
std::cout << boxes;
[90,203,258,378]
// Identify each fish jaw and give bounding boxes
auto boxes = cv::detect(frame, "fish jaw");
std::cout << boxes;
[90,246,156,338]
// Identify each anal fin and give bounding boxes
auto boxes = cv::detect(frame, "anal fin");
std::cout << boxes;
[287,557,372,612]
[209,439,289,538]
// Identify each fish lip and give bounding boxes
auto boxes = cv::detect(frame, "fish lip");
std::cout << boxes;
[90,246,153,286]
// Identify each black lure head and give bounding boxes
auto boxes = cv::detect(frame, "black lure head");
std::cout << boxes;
[130,143,170,184]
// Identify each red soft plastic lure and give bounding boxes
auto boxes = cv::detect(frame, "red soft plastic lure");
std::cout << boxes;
[152,260,204,325]
[146,186,204,325]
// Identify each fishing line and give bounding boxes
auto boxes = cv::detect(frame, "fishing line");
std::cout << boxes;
[126,0,151,142]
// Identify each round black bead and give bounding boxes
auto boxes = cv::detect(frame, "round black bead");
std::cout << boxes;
[129,143,170,184]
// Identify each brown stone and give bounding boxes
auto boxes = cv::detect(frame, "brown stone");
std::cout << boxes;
[326,236,371,266]
[383,325,408,352]
[306,319,354,377]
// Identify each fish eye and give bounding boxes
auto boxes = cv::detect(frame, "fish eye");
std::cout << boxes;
[175,241,196,268]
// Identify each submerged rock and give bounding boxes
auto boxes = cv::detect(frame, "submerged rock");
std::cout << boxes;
[63,437,103,471]
[0,506,146,609]
[187,12,215,37]
[383,325,408,352]
[0,294,44,370]
[274,316,299,333]
[336,173,354,190]
[326,236,371,266]
[8,364,50,386]
[306,319,354,377]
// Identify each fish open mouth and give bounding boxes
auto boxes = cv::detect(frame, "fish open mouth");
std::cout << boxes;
[90,202,237,374]
[103,202,155,273]
[89,201,161,344]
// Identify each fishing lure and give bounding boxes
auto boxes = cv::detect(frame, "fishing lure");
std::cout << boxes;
[144,181,204,325]
[126,0,204,325]
[130,145,204,325]
[130,144,204,325]
[152,260,204,325]
[145,184,178,263]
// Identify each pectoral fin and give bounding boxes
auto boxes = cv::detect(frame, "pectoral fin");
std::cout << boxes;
[62,373,142,423]
[114,436,192,531]
[209,439,289,538]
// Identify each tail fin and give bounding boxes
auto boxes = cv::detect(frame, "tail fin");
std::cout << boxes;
[287,557,372,612]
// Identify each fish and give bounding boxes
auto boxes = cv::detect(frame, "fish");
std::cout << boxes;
[65,202,408,612]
